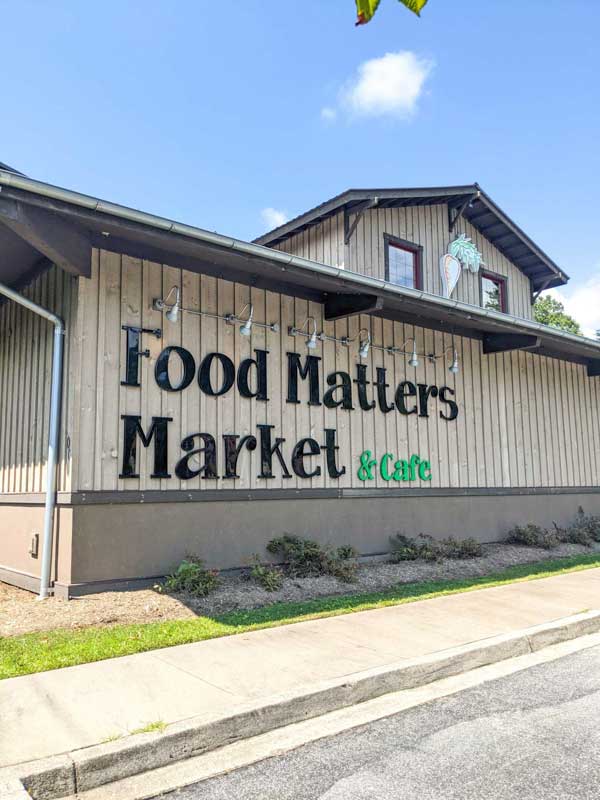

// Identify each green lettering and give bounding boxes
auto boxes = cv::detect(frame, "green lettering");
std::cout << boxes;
[393,459,410,481]
[380,453,393,481]
[357,450,377,481]
[418,460,432,481]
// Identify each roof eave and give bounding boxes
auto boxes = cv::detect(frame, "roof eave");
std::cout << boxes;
[0,170,592,371]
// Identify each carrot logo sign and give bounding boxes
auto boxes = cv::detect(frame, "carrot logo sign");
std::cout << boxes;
[440,234,485,298]
[357,451,432,482]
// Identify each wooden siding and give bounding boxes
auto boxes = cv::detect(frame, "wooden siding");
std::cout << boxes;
[272,212,347,269]
[273,205,534,320]
[71,250,600,493]
[0,265,76,493]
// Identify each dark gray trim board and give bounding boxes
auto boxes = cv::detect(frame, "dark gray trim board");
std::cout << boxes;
[1,486,598,507]
[0,564,40,594]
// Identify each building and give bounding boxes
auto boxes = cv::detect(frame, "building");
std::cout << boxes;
[0,167,599,597]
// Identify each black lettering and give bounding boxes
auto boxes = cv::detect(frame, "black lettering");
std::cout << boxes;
[321,428,346,479]
[417,383,438,418]
[395,381,418,415]
[439,386,459,421]
[120,415,172,478]
[121,326,160,387]
[237,349,269,401]
[286,352,321,405]
[323,371,354,410]
[222,434,257,478]
[257,424,292,479]
[155,346,196,392]
[198,352,236,396]
[291,437,322,478]
[354,364,376,411]
[375,367,395,413]
[121,327,143,387]
[175,433,218,480]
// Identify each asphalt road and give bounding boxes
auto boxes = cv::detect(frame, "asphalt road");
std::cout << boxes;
[157,644,600,799]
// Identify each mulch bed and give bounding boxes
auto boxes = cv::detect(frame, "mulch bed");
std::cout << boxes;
[2,540,599,638]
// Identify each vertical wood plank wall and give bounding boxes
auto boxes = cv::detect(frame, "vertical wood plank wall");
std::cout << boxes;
[0,265,76,493]
[273,205,534,320]
[71,249,600,493]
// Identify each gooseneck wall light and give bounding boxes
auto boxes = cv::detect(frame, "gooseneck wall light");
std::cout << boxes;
[288,316,320,350]
[358,329,371,359]
[153,287,279,333]
[426,346,460,374]
[152,294,459,374]
[288,315,460,374]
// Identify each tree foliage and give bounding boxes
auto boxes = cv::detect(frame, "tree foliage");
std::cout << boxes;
[533,295,581,335]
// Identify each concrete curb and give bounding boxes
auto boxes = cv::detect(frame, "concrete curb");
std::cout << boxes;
[5,609,600,800]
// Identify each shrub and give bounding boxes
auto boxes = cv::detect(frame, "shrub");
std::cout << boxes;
[389,533,483,563]
[439,536,483,559]
[505,524,558,550]
[248,556,284,592]
[163,556,220,596]
[552,520,591,547]
[266,535,358,583]
[388,533,421,562]
[570,507,600,543]
[329,548,360,583]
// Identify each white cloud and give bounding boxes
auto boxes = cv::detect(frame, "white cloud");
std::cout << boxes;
[320,106,337,123]
[337,51,434,120]
[260,207,288,230]
[548,268,600,339]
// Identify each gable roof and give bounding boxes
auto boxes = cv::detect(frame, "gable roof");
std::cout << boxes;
[253,185,568,292]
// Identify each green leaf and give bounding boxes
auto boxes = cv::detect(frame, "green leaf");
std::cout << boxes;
[355,0,427,24]
[398,0,428,15]
[355,0,381,25]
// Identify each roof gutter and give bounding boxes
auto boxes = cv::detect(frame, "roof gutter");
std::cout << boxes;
[0,170,598,359]
[0,279,64,599]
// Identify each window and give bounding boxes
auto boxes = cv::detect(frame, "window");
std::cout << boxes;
[480,271,508,313]
[384,234,422,289]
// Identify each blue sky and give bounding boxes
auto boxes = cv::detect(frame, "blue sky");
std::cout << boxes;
[2,1,599,331]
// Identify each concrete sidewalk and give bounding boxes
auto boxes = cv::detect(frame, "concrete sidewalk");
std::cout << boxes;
[2,568,600,772]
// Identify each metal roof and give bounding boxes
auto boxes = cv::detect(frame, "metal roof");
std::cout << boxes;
[0,168,598,376]
[254,185,568,293]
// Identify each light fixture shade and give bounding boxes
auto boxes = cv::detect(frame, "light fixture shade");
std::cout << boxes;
[166,306,179,323]
[307,330,318,349]
[239,319,252,337]
[408,342,419,368]
[239,304,254,336]
[359,336,370,359]
[449,350,459,374]
[165,287,180,323]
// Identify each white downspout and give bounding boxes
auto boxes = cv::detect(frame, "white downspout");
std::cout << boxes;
[0,280,65,599]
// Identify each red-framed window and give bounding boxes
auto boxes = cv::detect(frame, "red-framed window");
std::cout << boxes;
[480,271,508,313]
[384,234,423,290]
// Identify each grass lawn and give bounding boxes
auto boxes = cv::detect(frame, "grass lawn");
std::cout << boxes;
[2,553,600,680]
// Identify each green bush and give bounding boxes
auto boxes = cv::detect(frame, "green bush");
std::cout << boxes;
[163,556,220,597]
[439,536,484,559]
[389,533,483,563]
[248,556,284,592]
[266,535,358,583]
[569,507,600,543]
[552,520,591,547]
[505,524,559,550]
[388,533,421,561]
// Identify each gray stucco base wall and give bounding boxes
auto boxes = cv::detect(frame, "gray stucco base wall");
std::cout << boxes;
[65,489,600,594]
